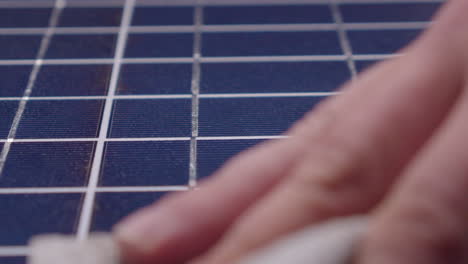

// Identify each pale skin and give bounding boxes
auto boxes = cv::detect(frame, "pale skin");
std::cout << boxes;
[114,0,468,263]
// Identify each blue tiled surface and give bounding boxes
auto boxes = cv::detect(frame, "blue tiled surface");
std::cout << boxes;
[117,63,192,95]
[202,31,342,57]
[32,65,112,96]
[0,65,32,97]
[109,99,191,138]
[0,8,51,28]
[59,7,122,27]
[201,61,350,93]
[16,100,104,138]
[0,257,26,264]
[132,7,194,25]
[198,139,261,179]
[46,34,117,58]
[204,5,332,24]
[341,3,440,22]
[0,35,42,59]
[0,101,18,139]
[125,33,194,58]
[0,194,82,245]
[348,29,422,54]
[100,141,189,186]
[199,97,323,136]
[92,192,167,231]
[0,142,95,187]
[355,59,380,73]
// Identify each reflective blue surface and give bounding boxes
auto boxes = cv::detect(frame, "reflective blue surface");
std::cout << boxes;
[59,7,122,27]
[0,257,26,264]
[132,6,194,25]
[100,141,189,186]
[125,33,194,58]
[33,65,112,96]
[0,8,51,28]
[46,34,117,58]
[109,99,191,138]
[0,194,82,245]
[0,101,18,139]
[0,65,32,97]
[348,29,422,54]
[341,3,440,22]
[16,100,104,138]
[199,97,323,136]
[118,63,192,95]
[202,31,342,56]
[201,61,350,93]
[0,35,42,59]
[1,142,95,187]
[205,5,332,24]
[355,59,380,73]
[92,192,167,231]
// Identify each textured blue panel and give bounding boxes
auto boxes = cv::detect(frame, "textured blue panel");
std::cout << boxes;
[198,139,261,179]
[0,257,26,264]
[46,34,117,58]
[117,63,192,95]
[92,192,167,231]
[132,7,194,25]
[32,65,112,96]
[100,141,189,186]
[202,31,342,56]
[0,101,18,139]
[59,7,122,27]
[0,8,51,28]
[355,59,380,73]
[205,5,332,24]
[348,29,422,54]
[0,65,32,97]
[109,99,191,138]
[201,61,350,93]
[341,3,440,22]
[125,33,194,58]
[199,97,323,136]
[16,100,104,138]
[0,142,95,187]
[0,194,82,245]
[0,35,42,59]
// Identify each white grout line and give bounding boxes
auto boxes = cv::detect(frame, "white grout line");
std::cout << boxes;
[0,186,189,194]
[198,135,289,140]
[199,92,338,98]
[189,6,203,188]
[0,0,65,179]
[330,0,358,78]
[76,0,135,241]
[0,246,28,257]
[0,187,87,194]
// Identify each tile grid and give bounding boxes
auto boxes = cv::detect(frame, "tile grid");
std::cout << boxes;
[76,0,136,241]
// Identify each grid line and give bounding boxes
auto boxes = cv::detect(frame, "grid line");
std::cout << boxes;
[76,0,136,241]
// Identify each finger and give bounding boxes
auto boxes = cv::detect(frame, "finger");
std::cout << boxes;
[191,5,467,263]
[359,87,468,264]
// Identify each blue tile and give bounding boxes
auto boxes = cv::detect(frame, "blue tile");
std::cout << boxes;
[32,65,112,96]
[0,194,82,245]
[355,59,380,73]
[100,141,189,186]
[0,257,26,264]
[16,100,104,138]
[46,34,117,59]
[132,7,193,25]
[0,101,18,139]
[0,35,42,59]
[0,8,51,28]
[117,63,192,95]
[202,31,341,57]
[59,7,122,27]
[92,192,167,231]
[0,65,32,97]
[0,142,95,188]
[125,33,193,58]
[201,61,350,93]
[109,99,191,138]
[341,3,440,22]
[348,29,422,54]
[205,5,332,24]
[199,97,323,136]
[198,139,261,179]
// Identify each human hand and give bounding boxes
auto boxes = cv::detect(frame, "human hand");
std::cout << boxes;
[114,1,468,263]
